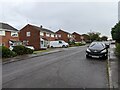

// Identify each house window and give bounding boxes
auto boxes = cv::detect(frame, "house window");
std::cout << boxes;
[70,35,72,38]
[51,34,54,37]
[11,32,18,37]
[55,35,58,38]
[41,41,43,44]
[0,31,5,36]
[67,34,70,38]
[46,33,50,37]
[58,34,61,38]
[0,43,2,46]
[26,32,30,37]
[40,32,44,36]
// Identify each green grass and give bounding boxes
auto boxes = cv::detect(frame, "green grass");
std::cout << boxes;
[33,49,50,54]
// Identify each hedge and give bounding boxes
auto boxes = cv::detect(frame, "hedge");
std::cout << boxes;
[12,45,33,55]
[1,46,17,58]
[115,43,120,57]
[75,43,85,46]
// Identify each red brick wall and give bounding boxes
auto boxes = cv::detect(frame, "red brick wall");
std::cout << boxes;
[56,30,69,43]
[1,31,19,48]
[72,32,82,42]
[19,25,40,50]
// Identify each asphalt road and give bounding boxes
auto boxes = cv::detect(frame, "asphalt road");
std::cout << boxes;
[3,45,108,88]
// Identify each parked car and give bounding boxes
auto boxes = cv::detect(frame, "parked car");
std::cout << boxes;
[49,40,69,48]
[102,41,110,48]
[86,42,109,59]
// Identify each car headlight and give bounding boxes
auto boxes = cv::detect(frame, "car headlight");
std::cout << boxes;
[86,48,91,52]
[101,49,106,53]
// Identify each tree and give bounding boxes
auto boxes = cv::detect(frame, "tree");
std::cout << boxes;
[101,36,108,41]
[111,21,120,43]
[88,32,101,42]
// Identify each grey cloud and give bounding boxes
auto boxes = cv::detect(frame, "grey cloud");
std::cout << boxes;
[0,2,118,37]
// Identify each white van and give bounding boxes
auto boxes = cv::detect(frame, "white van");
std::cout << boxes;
[49,40,69,48]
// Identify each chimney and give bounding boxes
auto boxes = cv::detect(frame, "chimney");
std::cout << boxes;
[40,25,43,28]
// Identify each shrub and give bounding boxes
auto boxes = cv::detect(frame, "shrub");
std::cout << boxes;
[75,43,81,46]
[68,41,75,45]
[1,46,17,58]
[115,43,120,57]
[75,43,85,46]
[25,47,34,54]
[12,45,33,55]
[13,45,26,55]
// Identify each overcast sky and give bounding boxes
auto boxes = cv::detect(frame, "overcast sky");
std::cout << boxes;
[0,0,119,37]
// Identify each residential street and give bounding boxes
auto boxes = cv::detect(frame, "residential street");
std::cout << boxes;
[3,45,109,88]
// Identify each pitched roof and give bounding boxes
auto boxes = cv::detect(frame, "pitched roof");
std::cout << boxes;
[56,29,71,34]
[28,24,55,34]
[0,22,18,31]
[72,32,81,36]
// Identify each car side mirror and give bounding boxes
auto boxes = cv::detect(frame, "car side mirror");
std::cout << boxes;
[106,45,109,49]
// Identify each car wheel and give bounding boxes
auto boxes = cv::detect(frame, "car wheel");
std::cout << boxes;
[102,55,108,60]
[62,45,65,48]
[86,54,90,58]
[51,46,53,48]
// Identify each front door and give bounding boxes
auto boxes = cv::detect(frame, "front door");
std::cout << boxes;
[40,38,47,49]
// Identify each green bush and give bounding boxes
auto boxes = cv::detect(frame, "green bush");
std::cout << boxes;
[115,43,120,57]
[75,43,81,46]
[12,45,33,55]
[2,46,17,58]
[75,43,85,46]
[68,41,75,45]
[25,47,34,54]
[12,45,26,55]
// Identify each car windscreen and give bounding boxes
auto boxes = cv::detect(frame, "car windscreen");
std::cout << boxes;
[89,43,105,50]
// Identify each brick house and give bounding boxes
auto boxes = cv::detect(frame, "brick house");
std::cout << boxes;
[0,22,20,48]
[56,29,74,43]
[19,24,57,50]
[72,32,82,42]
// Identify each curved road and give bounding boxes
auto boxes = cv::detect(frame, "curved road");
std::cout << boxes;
[3,46,108,88]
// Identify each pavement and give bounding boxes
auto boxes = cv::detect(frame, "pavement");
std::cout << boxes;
[108,44,119,89]
[2,45,109,88]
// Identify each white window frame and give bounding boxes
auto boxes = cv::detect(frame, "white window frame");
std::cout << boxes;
[67,34,70,38]
[58,34,61,38]
[46,33,50,37]
[55,34,58,38]
[11,32,18,37]
[70,35,72,38]
[0,31,5,36]
[51,34,54,37]
[40,32,44,36]
[26,32,31,37]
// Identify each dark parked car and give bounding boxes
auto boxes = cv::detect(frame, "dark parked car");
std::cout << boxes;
[103,41,110,48]
[86,42,109,59]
